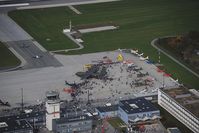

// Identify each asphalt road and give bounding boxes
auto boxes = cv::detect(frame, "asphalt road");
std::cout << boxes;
[0,13,32,42]
[7,40,62,69]
[0,13,62,69]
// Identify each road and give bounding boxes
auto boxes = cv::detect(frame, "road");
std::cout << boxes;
[7,40,62,69]
[151,38,199,78]
[0,0,120,10]
[0,13,62,69]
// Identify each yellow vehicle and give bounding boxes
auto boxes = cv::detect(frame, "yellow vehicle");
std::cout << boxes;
[117,53,124,62]
[84,64,92,69]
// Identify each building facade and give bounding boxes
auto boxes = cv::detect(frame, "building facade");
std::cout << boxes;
[96,105,118,119]
[52,115,92,133]
[158,87,199,133]
[118,97,160,124]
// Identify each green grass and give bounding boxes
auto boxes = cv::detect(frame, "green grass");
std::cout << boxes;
[8,0,199,88]
[0,42,20,69]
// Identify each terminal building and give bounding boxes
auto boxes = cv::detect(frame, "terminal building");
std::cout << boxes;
[158,86,199,133]
[0,110,45,133]
[52,115,92,133]
[96,105,118,119]
[0,119,33,133]
[45,91,93,133]
[118,97,160,124]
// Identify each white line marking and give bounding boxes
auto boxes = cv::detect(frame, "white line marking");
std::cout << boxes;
[0,3,29,8]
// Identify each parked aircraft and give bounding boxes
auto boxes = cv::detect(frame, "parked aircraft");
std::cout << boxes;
[140,56,149,61]
[130,49,139,55]
[138,53,144,57]
[33,55,42,59]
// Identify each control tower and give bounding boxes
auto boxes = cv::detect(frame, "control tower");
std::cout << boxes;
[45,90,60,131]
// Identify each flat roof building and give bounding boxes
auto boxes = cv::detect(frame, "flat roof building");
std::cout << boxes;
[0,111,45,132]
[118,97,160,124]
[96,105,118,118]
[158,86,199,133]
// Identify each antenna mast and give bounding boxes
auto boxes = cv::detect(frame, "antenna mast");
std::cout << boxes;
[21,88,24,113]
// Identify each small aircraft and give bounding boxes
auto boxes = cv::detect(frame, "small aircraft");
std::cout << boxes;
[138,53,144,57]
[140,89,147,93]
[117,48,122,52]
[140,56,149,61]
[33,55,42,59]
[0,100,10,107]
[130,49,139,55]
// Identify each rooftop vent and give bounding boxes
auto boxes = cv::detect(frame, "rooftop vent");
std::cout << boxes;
[130,104,138,109]
[0,122,8,128]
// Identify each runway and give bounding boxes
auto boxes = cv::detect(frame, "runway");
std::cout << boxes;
[7,40,62,69]
[0,13,62,69]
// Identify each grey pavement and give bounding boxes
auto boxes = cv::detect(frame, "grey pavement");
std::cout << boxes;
[0,13,62,69]
[17,0,120,10]
[78,26,117,33]
[151,38,199,78]
[6,40,62,69]
[0,13,32,42]
[0,51,177,107]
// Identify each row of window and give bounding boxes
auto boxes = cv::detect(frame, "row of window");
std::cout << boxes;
[160,92,199,124]
[160,92,198,124]
[160,98,199,132]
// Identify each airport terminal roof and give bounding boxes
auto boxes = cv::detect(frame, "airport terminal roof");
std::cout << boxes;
[119,97,158,114]
[96,105,118,113]
[162,87,199,118]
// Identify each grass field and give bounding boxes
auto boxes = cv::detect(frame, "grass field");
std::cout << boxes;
[9,0,199,88]
[0,42,20,69]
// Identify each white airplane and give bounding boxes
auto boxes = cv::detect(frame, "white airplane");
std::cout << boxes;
[140,89,147,93]
[33,55,42,59]
[140,56,149,61]
[130,49,139,55]
[118,48,122,52]
[138,53,144,57]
